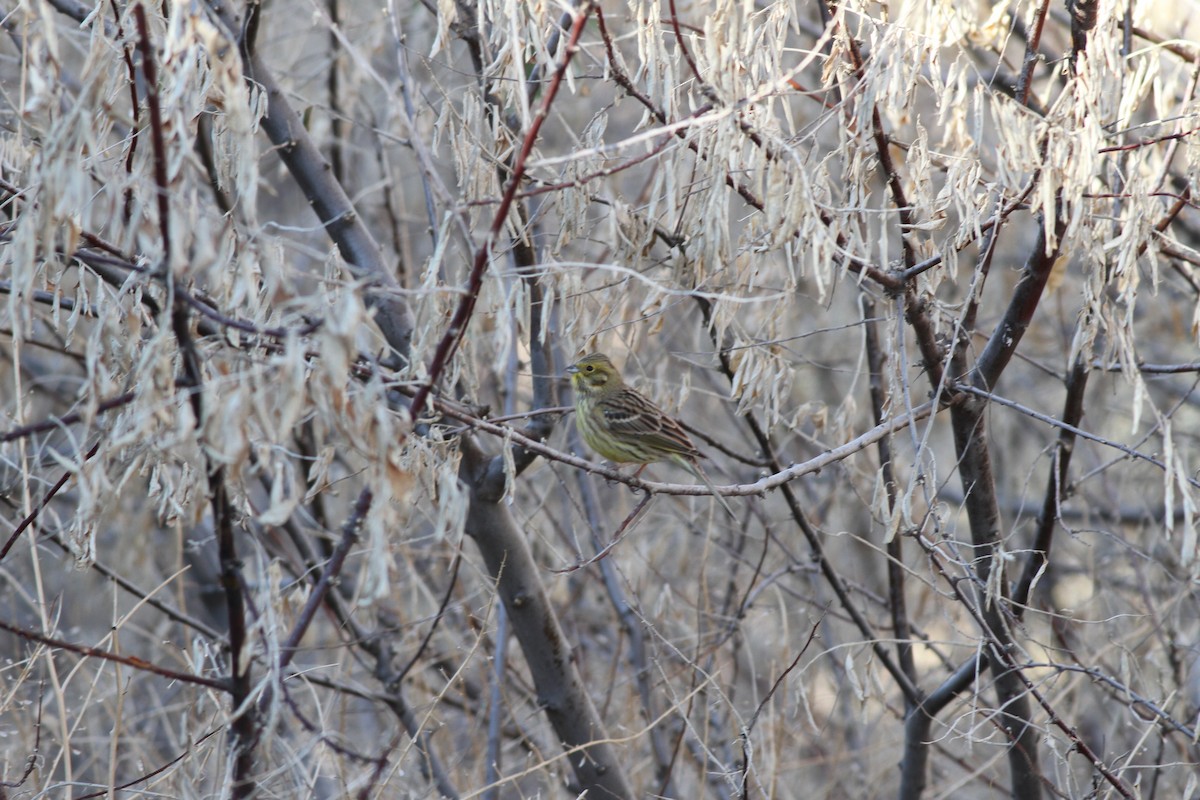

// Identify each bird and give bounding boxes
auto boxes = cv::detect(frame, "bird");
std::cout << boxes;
[566,352,735,518]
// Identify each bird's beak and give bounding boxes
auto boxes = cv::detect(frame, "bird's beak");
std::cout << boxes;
[565,364,579,375]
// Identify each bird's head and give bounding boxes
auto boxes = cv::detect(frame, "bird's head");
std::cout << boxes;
[566,353,622,394]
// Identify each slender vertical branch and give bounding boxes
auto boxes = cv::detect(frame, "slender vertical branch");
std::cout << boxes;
[460,438,636,799]
[1013,354,1089,614]
[937,202,1067,800]
[136,7,258,793]
[1013,0,1053,107]
[863,300,917,695]
[326,0,344,184]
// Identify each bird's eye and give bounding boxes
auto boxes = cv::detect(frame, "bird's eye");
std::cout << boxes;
[585,365,594,372]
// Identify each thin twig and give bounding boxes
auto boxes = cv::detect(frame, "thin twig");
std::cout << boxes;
[0,618,229,691]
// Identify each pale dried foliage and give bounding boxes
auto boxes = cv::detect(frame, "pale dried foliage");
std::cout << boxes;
[1,0,1200,797]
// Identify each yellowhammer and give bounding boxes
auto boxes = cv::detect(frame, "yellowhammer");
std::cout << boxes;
[567,352,735,517]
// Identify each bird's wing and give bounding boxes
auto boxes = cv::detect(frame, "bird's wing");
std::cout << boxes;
[598,388,701,460]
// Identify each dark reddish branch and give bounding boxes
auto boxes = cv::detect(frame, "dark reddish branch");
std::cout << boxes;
[1098,126,1200,153]
[595,9,670,125]
[1015,667,1135,798]
[1012,354,1088,614]
[62,241,318,339]
[172,283,323,338]
[593,10,777,216]
[1013,0,1052,107]
[108,0,139,224]
[897,171,1042,284]
[270,503,459,795]
[1067,0,1099,73]
[974,205,1067,389]
[135,9,258,794]
[0,618,229,691]
[744,614,822,734]
[73,730,224,800]
[326,0,344,183]
[1009,188,1189,613]
[278,683,390,769]
[497,134,674,204]
[828,3,918,268]
[388,550,463,688]
[407,2,594,425]
[424,24,640,768]
[822,1,1062,793]
[0,441,100,562]
[39,525,223,641]
[475,227,555,486]
[278,488,372,670]
[210,457,257,798]
[133,7,172,262]
[0,277,98,315]
[1155,187,1191,234]
[1,394,135,443]
[936,262,1057,800]
[666,0,704,90]
[169,273,261,791]
[825,4,954,395]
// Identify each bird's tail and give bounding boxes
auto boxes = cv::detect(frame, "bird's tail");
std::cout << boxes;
[681,457,737,520]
